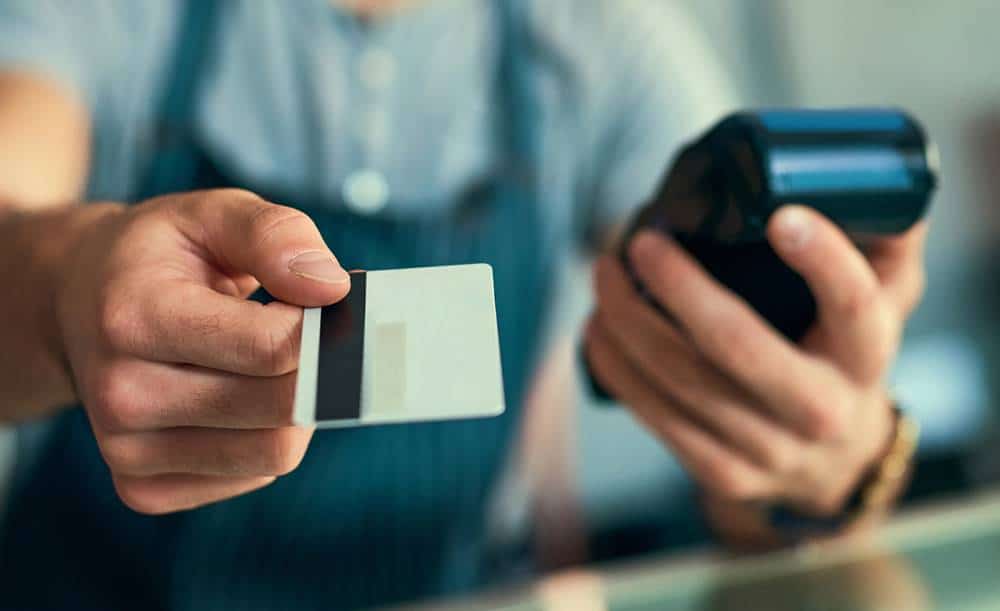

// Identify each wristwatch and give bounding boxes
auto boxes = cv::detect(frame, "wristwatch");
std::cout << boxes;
[767,404,919,541]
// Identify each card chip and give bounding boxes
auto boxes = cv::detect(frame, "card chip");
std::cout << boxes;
[371,321,407,417]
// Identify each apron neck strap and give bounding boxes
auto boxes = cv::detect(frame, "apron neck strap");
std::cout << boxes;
[495,0,539,173]
[135,0,222,201]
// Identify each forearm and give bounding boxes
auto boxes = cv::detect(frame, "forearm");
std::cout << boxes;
[0,70,98,419]
[0,202,120,421]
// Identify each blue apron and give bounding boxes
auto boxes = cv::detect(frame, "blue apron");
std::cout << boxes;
[0,2,558,609]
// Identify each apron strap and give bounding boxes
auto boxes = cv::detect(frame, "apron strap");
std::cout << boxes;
[134,0,222,201]
[495,0,539,178]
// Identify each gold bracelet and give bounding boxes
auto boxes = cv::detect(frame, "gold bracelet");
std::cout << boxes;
[856,406,920,514]
[765,404,919,540]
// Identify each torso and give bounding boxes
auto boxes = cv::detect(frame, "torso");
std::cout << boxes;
[1,2,726,608]
[5,3,562,609]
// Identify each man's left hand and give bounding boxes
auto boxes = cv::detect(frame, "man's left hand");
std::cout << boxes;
[585,205,927,517]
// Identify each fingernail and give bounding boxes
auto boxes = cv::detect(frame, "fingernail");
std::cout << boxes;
[288,251,350,284]
[776,207,812,250]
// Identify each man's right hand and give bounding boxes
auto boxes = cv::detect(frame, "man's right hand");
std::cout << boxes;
[54,189,350,514]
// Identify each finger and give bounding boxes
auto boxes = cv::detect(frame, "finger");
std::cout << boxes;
[100,426,313,477]
[768,206,896,380]
[626,230,848,439]
[172,189,351,307]
[593,254,705,385]
[112,473,276,515]
[865,221,928,277]
[594,255,762,418]
[588,283,804,475]
[866,221,929,315]
[679,397,805,476]
[639,404,780,503]
[103,279,304,376]
[87,359,298,432]
[585,319,777,501]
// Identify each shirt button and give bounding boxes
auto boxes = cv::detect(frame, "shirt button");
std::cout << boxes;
[359,47,396,91]
[342,169,390,215]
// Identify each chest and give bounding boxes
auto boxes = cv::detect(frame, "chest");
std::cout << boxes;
[90,1,585,226]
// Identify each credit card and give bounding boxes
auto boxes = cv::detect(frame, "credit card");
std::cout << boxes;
[293,263,505,427]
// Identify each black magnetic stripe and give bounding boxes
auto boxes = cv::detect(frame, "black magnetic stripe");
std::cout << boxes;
[315,271,366,421]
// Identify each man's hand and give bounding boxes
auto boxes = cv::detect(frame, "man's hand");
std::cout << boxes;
[54,189,350,514]
[585,205,927,518]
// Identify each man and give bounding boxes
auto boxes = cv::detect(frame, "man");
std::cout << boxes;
[0,1,926,609]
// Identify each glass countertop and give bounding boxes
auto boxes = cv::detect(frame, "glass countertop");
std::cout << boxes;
[390,488,1000,611]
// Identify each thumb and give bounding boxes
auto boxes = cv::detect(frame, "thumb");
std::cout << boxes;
[181,189,351,307]
[767,205,892,381]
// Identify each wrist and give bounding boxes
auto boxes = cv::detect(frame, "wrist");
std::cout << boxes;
[768,402,917,545]
[789,390,898,517]
[847,390,900,499]
[48,201,126,378]
[705,395,914,550]
[1,203,124,419]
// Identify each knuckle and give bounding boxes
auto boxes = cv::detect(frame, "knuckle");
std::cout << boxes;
[263,429,307,476]
[100,436,147,475]
[98,291,147,354]
[113,478,170,515]
[243,318,299,376]
[89,367,146,432]
[710,465,758,501]
[801,394,849,441]
[838,280,880,321]
[761,441,797,474]
[247,203,313,249]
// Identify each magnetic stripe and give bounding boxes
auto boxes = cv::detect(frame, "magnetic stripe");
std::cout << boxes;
[316,271,367,421]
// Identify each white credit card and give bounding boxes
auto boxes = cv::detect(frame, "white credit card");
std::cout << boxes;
[293,263,505,428]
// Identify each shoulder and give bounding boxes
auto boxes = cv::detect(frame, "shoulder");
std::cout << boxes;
[521,0,715,79]
[0,1,180,108]
[519,1,739,228]
[0,1,178,47]
[522,0,735,126]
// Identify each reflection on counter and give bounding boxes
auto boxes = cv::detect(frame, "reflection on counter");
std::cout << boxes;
[391,489,1000,611]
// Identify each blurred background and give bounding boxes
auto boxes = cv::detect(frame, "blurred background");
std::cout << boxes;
[2,0,1000,598]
